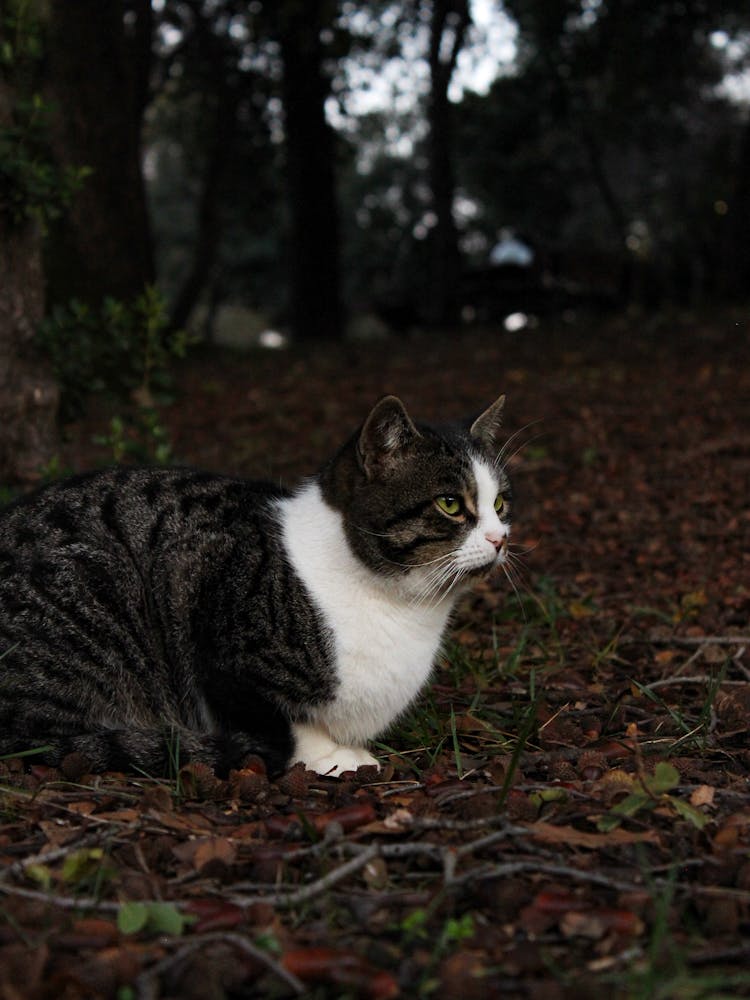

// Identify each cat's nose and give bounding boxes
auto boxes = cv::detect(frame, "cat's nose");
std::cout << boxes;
[486,532,507,553]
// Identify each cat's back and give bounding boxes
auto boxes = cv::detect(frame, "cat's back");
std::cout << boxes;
[0,466,287,559]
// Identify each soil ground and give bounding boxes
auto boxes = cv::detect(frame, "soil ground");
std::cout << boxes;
[2,311,750,999]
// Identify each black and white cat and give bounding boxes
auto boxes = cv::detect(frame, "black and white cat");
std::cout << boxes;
[0,395,512,777]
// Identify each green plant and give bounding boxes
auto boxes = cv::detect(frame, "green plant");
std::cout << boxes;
[597,761,708,833]
[631,661,727,754]
[38,286,193,463]
[1,6,89,229]
[398,908,478,996]
[131,724,186,803]
[0,97,89,228]
[26,846,117,898]
[117,900,194,937]
[39,287,187,419]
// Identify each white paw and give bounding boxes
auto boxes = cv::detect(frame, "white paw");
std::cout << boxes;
[292,722,380,777]
[308,745,380,777]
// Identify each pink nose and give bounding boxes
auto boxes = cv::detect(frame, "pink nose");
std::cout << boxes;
[486,532,507,553]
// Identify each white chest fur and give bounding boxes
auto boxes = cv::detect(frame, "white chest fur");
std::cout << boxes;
[277,481,455,747]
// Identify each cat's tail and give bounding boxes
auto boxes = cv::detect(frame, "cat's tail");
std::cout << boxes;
[1,726,294,778]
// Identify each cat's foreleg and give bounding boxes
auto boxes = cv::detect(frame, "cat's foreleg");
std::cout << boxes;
[292,721,380,776]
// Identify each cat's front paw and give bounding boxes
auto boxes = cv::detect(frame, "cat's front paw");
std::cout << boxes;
[292,723,379,777]
[308,745,380,777]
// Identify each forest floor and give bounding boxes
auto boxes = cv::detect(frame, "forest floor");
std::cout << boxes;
[2,310,750,999]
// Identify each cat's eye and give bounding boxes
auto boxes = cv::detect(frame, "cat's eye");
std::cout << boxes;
[435,495,462,516]
[494,494,506,513]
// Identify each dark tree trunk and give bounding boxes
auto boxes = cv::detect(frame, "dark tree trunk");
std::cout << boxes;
[725,115,750,300]
[169,86,240,334]
[167,2,242,335]
[44,0,154,305]
[276,0,343,341]
[0,82,59,484]
[425,0,470,329]
[578,124,633,302]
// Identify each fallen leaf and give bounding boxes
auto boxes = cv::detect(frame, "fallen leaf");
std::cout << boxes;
[193,836,237,876]
[265,801,377,838]
[560,907,644,939]
[182,899,246,933]
[383,808,413,831]
[528,821,659,848]
[282,947,399,1000]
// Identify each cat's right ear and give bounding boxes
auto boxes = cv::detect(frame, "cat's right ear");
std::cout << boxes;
[470,394,506,451]
[358,396,421,478]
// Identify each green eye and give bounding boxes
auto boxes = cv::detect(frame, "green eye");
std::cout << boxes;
[494,494,505,513]
[436,495,462,516]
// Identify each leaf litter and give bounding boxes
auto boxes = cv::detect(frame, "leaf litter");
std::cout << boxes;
[1,314,749,998]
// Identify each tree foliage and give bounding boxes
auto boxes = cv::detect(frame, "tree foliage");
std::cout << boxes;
[3,0,750,406]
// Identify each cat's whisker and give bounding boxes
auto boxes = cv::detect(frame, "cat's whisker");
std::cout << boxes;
[413,567,452,607]
[410,555,462,607]
[500,430,548,469]
[353,524,400,540]
[508,539,539,556]
[386,549,459,573]
[495,419,544,467]
[502,563,531,621]
[414,551,480,608]
[410,551,460,570]
[501,563,528,620]
[504,551,531,590]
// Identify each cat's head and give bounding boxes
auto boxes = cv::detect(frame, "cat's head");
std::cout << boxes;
[321,395,512,602]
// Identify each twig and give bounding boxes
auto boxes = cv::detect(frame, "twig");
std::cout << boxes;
[0,828,114,884]
[229,824,530,907]
[455,860,750,903]
[0,881,120,911]
[688,944,750,967]
[409,814,531,834]
[454,828,521,858]
[640,675,746,692]
[380,781,425,797]
[647,636,750,647]
[133,931,305,999]
[230,844,380,910]
[453,860,644,893]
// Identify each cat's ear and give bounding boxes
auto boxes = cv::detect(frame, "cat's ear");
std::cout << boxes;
[470,394,506,451]
[358,396,421,478]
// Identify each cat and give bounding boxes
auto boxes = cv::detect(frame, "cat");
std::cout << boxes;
[0,394,512,778]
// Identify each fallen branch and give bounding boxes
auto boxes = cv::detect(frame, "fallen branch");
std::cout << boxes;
[0,881,120,912]
[453,860,645,893]
[642,636,749,647]
[0,827,115,884]
[230,844,381,910]
[640,675,748,691]
[133,931,306,999]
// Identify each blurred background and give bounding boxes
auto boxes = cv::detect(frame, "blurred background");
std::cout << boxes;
[1,0,749,482]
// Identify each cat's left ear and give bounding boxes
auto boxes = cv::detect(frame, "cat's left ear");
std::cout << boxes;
[358,396,421,478]
[470,394,506,451]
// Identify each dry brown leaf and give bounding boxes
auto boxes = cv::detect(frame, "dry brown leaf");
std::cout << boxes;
[560,908,644,939]
[690,785,715,807]
[193,836,237,875]
[527,821,659,849]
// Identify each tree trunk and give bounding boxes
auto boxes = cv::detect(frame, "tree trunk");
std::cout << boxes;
[276,0,343,341]
[168,27,241,334]
[578,123,634,302]
[725,114,750,301]
[44,0,154,305]
[168,96,237,334]
[0,78,59,484]
[425,0,470,329]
